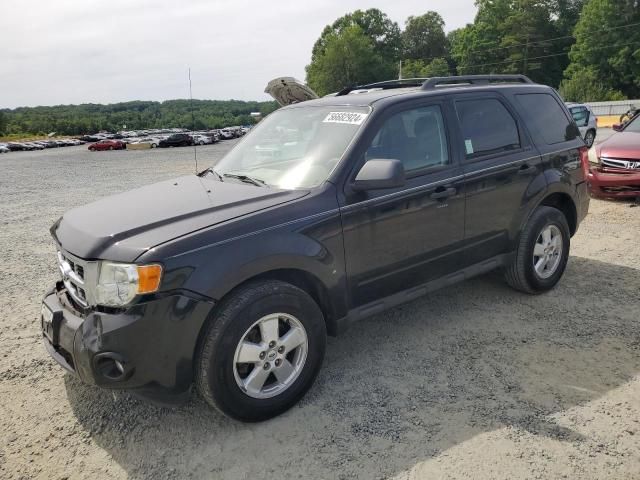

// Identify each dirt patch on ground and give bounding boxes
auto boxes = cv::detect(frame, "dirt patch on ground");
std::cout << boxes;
[0,145,638,479]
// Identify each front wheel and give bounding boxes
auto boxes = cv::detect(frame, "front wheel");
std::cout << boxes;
[504,206,570,294]
[195,280,326,421]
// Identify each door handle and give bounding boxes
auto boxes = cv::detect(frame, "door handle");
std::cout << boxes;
[517,164,534,175]
[430,186,457,200]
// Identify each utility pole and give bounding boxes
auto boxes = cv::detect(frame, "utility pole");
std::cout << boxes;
[523,34,529,75]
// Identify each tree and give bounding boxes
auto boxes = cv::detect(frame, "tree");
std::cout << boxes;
[306,25,387,96]
[402,12,447,61]
[559,67,625,101]
[310,9,400,71]
[449,0,582,88]
[402,58,450,78]
[563,0,640,99]
[0,111,6,135]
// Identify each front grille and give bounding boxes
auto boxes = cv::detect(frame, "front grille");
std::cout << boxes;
[57,250,97,307]
[601,157,640,170]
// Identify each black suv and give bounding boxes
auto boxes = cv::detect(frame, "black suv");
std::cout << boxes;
[158,133,193,148]
[42,75,590,421]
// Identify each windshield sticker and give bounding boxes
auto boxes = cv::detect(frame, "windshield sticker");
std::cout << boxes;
[465,139,474,154]
[323,111,368,125]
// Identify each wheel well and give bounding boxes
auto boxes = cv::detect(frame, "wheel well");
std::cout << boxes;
[540,193,577,236]
[221,269,337,337]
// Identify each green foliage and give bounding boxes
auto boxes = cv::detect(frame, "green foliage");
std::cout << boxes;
[402,12,447,61]
[0,111,6,136]
[564,0,640,98]
[450,0,578,87]
[0,99,278,136]
[559,67,626,101]
[306,24,393,96]
[311,9,401,63]
[402,58,450,78]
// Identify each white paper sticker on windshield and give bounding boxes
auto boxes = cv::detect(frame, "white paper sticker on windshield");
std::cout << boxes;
[323,111,368,125]
[465,139,474,154]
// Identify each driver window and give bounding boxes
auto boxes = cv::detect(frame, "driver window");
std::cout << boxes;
[365,105,449,172]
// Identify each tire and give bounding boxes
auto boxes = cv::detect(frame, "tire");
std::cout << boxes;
[584,130,595,148]
[504,206,570,294]
[195,279,326,422]
[151,143,156,148]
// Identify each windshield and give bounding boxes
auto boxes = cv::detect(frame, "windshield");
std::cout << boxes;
[212,105,370,189]
[623,115,640,133]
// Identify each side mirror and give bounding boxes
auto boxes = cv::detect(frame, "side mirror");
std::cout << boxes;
[352,159,405,191]
[612,123,623,132]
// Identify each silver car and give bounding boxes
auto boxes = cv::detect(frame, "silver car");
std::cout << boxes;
[566,103,597,147]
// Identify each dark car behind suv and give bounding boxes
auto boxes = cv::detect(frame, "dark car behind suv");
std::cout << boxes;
[158,133,193,148]
[42,75,589,421]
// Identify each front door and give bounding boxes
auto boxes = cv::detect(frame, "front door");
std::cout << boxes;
[339,101,465,307]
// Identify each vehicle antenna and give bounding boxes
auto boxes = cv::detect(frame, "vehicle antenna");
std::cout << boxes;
[189,67,197,174]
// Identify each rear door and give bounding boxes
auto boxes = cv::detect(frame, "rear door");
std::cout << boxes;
[340,99,465,307]
[453,93,543,267]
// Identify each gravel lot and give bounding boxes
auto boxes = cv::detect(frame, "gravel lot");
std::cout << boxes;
[0,136,638,480]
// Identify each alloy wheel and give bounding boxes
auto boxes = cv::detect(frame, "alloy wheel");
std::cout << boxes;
[533,224,563,279]
[233,313,308,399]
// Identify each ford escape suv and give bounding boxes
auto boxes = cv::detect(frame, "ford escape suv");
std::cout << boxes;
[42,75,590,421]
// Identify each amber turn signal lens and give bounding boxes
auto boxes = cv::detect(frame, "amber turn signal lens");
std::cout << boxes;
[136,264,163,294]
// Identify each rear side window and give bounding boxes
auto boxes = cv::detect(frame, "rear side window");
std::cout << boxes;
[516,93,578,144]
[455,98,520,157]
[570,106,590,127]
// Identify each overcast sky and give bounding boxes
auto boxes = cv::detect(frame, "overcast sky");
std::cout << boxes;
[0,0,477,108]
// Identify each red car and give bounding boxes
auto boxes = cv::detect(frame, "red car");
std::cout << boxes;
[588,117,640,199]
[88,140,126,151]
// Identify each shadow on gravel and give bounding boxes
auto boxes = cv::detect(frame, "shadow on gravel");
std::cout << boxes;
[65,256,640,479]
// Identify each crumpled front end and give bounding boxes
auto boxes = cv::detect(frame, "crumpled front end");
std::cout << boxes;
[588,165,640,199]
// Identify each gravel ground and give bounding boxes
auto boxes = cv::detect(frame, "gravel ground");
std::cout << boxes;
[0,138,638,480]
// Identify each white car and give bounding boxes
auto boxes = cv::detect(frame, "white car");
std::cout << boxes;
[193,134,212,145]
[0,143,9,153]
[132,137,162,148]
[566,103,598,148]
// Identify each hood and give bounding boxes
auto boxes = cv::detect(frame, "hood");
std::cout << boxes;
[264,77,319,106]
[52,175,306,262]
[597,131,640,160]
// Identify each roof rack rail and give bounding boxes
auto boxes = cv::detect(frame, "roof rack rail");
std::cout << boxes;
[421,74,533,90]
[336,78,429,96]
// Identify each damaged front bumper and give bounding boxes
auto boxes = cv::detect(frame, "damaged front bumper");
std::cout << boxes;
[588,165,640,199]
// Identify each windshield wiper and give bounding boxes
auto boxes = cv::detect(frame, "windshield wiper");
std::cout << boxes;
[199,167,224,182]
[223,173,268,187]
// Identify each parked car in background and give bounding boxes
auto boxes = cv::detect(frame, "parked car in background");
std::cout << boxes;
[88,140,126,151]
[158,133,193,148]
[219,129,235,140]
[0,144,9,153]
[25,142,45,150]
[588,115,640,198]
[131,137,162,148]
[42,75,590,421]
[7,142,31,151]
[566,103,597,147]
[193,134,212,145]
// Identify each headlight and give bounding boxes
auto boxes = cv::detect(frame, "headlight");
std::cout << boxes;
[95,262,163,307]
[588,147,598,165]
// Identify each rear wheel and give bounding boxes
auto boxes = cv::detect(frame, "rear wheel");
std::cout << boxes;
[584,129,595,148]
[505,206,570,294]
[196,280,326,421]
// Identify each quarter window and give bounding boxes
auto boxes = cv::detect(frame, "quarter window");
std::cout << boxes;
[365,105,449,172]
[455,98,520,157]
[516,93,579,144]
